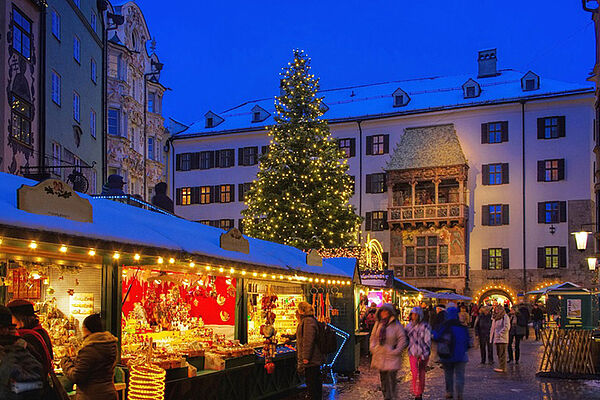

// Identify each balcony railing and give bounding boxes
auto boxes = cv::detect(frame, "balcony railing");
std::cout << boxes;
[388,202,468,223]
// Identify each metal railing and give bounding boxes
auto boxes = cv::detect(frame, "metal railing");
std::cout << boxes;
[90,194,175,216]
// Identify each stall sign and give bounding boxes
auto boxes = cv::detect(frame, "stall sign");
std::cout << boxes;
[17,179,93,223]
[567,299,582,319]
[360,270,393,288]
[70,293,94,321]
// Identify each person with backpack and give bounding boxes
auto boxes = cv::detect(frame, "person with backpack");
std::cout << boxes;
[7,300,53,374]
[406,307,431,400]
[507,306,527,364]
[433,305,470,400]
[369,303,407,400]
[490,305,510,373]
[0,305,45,400]
[296,302,325,400]
[61,314,118,400]
[473,306,493,364]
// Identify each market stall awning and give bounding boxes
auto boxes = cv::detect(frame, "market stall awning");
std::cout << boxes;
[0,173,354,279]
[423,291,472,301]
[393,277,420,293]
[526,282,581,295]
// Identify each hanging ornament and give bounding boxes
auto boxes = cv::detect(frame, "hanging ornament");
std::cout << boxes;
[67,289,75,296]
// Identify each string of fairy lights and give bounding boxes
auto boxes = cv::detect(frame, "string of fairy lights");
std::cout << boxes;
[11,238,352,285]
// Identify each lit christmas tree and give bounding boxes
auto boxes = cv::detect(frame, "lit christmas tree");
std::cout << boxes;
[242,49,361,249]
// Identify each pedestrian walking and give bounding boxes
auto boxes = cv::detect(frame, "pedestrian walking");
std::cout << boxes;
[473,306,494,364]
[0,305,45,399]
[7,300,53,374]
[431,304,446,331]
[507,306,526,364]
[518,303,530,340]
[61,314,118,400]
[295,302,324,400]
[364,303,378,332]
[370,303,407,400]
[469,303,479,328]
[531,303,544,341]
[406,307,431,400]
[433,306,470,400]
[490,305,510,373]
[458,306,470,327]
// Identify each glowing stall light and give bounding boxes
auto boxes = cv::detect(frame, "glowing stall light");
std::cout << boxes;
[59,245,68,253]
[29,241,37,249]
[88,248,96,256]
[134,254,141,261]
[127,363,165,400]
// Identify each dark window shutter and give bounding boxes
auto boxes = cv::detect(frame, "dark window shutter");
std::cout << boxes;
[213,185,221,203]
[365,212,372,231]
[559,201,567,223]
[482,249,489,270]
[501,163,509,184]
[537,247,545,268]
[229,149,236,166]
[383,211,388,230]
[191,187,200,204]
[537,160,545,182]
[191,153,200,170]
[176,154,182,171]
[209,151,215,168]
[481,205,490,226]
[481,123,489,144]
[215,150,221,168]
[502,204,509,225]
[557,116,566,137]
[502,248,510,269]
[238,184,244,202]
[382,173,388,193]
[501,121,509,142]
[252,147,259,164]
[350,138,356,157]
[261,145,268,155]
[482,164,490,185]
[537,118,545,139]
[230,184,235,202]
[365,174,372,193]
[238,148,244,166]
[383,135,390,154]
[175,188,182,205]
[558,246,567,268]
[366,136,373,155]
[538,202,545,223]
[558,159,565,180]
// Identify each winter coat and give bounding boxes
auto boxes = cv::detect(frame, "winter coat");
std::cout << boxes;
[431,310,447,331]
[369,305,407,371]
[17,327,52,375]
[0,334,45,399]
[490,314,510,344]
[433,307,470,363]
[296,315,325,371]
[509,313,527,337]
[532,307,544,322]
[406,307,432,359]
[61,331,118,400]
[474,313,492,337]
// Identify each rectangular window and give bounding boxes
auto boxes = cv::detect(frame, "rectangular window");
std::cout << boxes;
[239,147,258,166]
[73,92,80,122]
[483,163,508,185]
[405,246,415,264]
[218,185,233,203]
[338,138,355,158]
[537,201,567,224]
[489,205,502,226]
[117,55,127,81]
[90,12,97,32]
[200,186,212,204]
[148,93,155,113]
[199,151,214,169]
[367,134,389,155]
[10,94,32,145]
[439,245,448,263]
[371,211,387,231]
[51,9,60,40]
[73,36,80,63]
[537,159,564,182]
[545,246,559,269]
[482,121,508,144]
[537,116,565,139]
[488,164,502,185]
[180,187,191,205]
[545,201,559,223]
[239,182,252,202]
[220,219,234,230]
[90,109,96,138]
[12,8,32,59]
[107,108,120,136]
[91,59,97,83]
[488,248,503,270]
[538,246,566,269]
[180,153,191,171]
[253,111,261,122]
[51,71,61,105]
[416,248,426,264]
[366,173,386,193]
[216,149,234,168]
[148,137,154,160]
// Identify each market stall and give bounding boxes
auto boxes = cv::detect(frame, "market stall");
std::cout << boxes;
[0,173,359,400]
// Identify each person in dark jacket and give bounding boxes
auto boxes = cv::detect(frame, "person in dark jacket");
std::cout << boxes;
[473,306,494,364]
[433,306,470,400]
[296,302,324,400]
[7,300,53,374]
[151,182,174,213]
[531,303,544,341]
[508,306,527,364]
[431,305,446,331]
[61,314,118,400]
[100,174,126,196]
[518,303,530,340]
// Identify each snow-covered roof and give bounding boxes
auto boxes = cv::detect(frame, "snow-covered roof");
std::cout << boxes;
[0,173,353,278]
[174,69,593,138]
[386,124,467,171]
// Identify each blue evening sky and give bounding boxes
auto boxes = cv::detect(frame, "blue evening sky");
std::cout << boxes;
[140,0,595,125]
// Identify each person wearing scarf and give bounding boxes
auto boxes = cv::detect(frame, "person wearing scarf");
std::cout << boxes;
[369,303,406,400]
[490,305,510,373]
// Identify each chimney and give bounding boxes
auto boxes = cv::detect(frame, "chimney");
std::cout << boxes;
[477,49,498,78]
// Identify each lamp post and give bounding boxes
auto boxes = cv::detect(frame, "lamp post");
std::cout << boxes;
[571,223,595,251]
[143,59,164,201]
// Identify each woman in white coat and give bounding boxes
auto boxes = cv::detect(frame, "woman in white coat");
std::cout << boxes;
[490,305,510,373]
[370,303,407,400]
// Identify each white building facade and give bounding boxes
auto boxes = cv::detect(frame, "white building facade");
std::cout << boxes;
[171,50,596,302]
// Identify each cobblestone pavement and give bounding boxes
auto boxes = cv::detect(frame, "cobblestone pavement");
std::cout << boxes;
[285,338,600,400]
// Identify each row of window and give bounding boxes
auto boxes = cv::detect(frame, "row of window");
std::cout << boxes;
[177,183,253,205]
[481,201,566,226]
[197,219,236,230]
[480,117,566,143]
[176,147,269,171]
[481,246,566,270]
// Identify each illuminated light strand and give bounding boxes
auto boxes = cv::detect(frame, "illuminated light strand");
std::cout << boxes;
[127,363,166,400]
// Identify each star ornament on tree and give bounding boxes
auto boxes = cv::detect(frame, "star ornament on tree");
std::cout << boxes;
[242,49,361,249]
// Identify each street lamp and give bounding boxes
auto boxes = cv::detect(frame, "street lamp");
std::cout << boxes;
[571,223,595,251]
[587,257,597,271]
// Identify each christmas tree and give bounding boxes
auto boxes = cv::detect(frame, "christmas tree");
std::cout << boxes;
[242,49,361,249]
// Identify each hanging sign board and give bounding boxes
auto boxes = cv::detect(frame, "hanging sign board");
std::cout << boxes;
[17,179,93,223]
[360,270,393,288]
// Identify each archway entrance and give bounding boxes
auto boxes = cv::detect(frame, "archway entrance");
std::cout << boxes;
[478,289,513,308]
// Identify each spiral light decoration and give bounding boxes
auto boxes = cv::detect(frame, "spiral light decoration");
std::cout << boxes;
[127,363,166,400]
